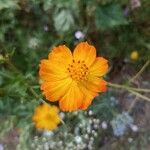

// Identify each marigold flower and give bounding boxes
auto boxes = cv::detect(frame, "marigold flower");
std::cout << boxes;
[39,42,108,112]
[32,103,61,130]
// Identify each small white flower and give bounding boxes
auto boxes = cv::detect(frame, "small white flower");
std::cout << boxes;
[84,134,89,139]
[75,136,82,144]
[92,130,96,134]
[43,130,54,137]
[28,37,40,49]
[87,127,91,133]
[59,112,65,119]
[44,142,49,150]
[93,124,98,129]
[89,119,93,124]
[130,124,138,132]
[88,110,93,116]
[101,121,108,129]
[75,31,85,40]
[44,25,49,32]
[128,137,133,143]
[94,132,98,137]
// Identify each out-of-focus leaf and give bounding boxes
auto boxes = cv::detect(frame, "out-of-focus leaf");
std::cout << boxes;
[53,9,74,33]
[95,3,128,30]
[43,0,53,11]
[0,0,19,10]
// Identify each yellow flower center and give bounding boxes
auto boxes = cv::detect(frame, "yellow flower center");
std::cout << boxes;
[67,59,89,81]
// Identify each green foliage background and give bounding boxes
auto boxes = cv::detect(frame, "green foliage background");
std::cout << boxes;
[0,0,150,149]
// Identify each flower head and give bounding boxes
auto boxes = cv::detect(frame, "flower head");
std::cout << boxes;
[75,31,85,40]
[39,42,108,112]
[32,103,61,130]
[130,50,139,61]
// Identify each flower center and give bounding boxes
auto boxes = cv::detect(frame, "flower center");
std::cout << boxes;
[67,59,89,81]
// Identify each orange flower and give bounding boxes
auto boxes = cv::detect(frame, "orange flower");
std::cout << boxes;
[39,42,108,112]
[32,103,61,130]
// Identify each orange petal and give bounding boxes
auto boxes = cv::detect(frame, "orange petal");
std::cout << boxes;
[48,45,72,67]
[78,82,98,110]
[79,96,93,110]
[89,57,108,77]
[41,77,72,101]
[59,81,83,112]
[85,76,108,93]
[73,42,96,67]
[39,59,69,81]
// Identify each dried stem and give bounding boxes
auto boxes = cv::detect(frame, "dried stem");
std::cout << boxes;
[108,82,150,93]
[129,60,150,83]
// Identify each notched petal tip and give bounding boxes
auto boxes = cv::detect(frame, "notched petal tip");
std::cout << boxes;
[73,41,96,67]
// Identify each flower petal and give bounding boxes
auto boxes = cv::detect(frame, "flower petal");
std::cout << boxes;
[48,45,72,67]
[79,83,98,110]
[73,42,96,67]
[41,77,73,101]
[80,96,93,110]
[78,77,107,110]
[59,81,83,112]
[85,76,108,93]
[89,57,108,77]
[39,59,69,81]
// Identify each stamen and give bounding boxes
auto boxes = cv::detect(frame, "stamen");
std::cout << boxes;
[67,59,89,81]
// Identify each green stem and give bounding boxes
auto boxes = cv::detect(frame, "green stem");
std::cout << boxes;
[108,82,150,93]
[26,84,46,103]
[108,82,150,102]
[128,89,150,102]
[129,60,150,83]
[5,59,45,104]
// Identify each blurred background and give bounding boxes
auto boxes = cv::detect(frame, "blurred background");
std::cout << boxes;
[0,0,150,149]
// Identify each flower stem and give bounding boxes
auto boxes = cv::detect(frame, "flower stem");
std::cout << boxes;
[128,89,150,102]
[129,60,150,83]
[108,82,150,93]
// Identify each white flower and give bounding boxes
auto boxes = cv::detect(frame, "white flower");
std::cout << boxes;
[43,130,54,137]
[75,31,85,40]
[130,124,138,132]
[88,110,93,116]
[75,136,82,144]
[128,137,133,143]
[101,121,108,129]
[44,25,49,32]
[28,37,40,49]
[59,112,65,119]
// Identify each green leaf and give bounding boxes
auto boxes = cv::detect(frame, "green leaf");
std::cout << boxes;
[95,3,128,30]
[53,9,74,33]
[0,0,19,10]
[43,0,53,11]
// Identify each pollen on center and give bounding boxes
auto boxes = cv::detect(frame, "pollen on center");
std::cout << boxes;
[67,59,88,81]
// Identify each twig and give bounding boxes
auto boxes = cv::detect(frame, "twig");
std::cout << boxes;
[108,82,150,102]
[127,89,150,102]
[108,82,150,93]
[129,60,150,83]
